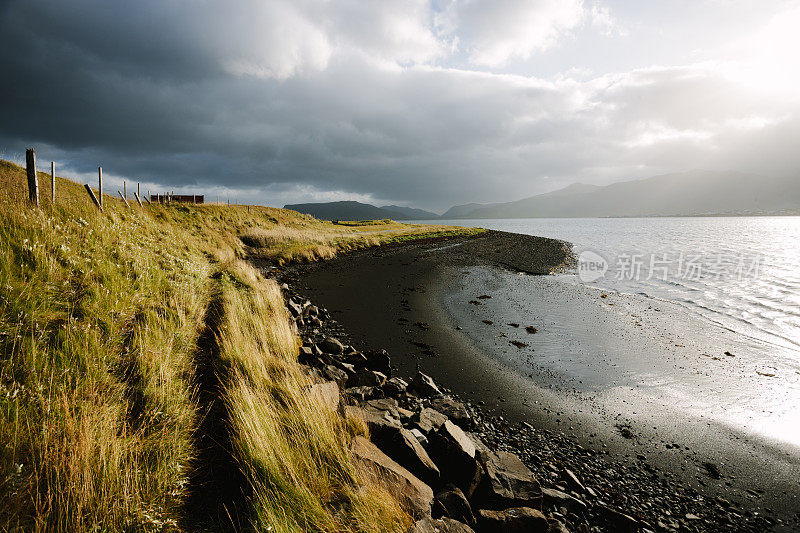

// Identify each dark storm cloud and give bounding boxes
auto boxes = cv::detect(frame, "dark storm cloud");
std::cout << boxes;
[1,0,798,211]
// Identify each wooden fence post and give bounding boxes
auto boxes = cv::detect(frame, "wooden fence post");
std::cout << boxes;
[117,190,131,209]
[84,184,102,210]
[25,148,39,206]
[98,167,103,209]
[50,161,55,205]
[123,180,126,199]
[137,182,140,199]
[133,192,143,207]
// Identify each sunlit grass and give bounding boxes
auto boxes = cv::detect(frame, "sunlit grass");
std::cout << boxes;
[0,159,477,531]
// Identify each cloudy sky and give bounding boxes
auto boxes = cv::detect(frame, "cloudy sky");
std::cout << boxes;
[2,0,799,212]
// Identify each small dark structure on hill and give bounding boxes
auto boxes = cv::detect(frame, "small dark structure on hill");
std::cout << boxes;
[150,194,204,204]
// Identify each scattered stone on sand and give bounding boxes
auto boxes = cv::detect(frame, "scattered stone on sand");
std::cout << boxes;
[468,300,482,305]
[481,319,494,325]
[510,340,528,349]
[279,241,788,533]
[507,323,520,328]
[615,424,635,440]
[477,295,492,299]
[703,461,722,479]
[563,467,586,494]
[541,487,586,512]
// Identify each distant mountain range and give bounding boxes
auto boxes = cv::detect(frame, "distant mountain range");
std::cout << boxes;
[283,201,438,221]
[284,170,800,220]
[456,170,800,218]
[379,205,440,219]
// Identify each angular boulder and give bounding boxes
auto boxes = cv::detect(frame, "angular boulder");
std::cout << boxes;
[364,349,392,375]
[476,507,549,533]
[361,398,400,419]
[287,299,302,318]
[409,371,442,397]
[345,405,401,442]
[342,351,369,367]
[351,435,433,519]
[431,398,474,430]
[305,381,340,414]
[298,345,314,362]
[547,517,571,533]
[384,377,409,397]
[347,369,387,388]
[414,407,448,434]
[344,386,381,402]
[476,449,542,510]
[434,484,475,526]
[428,421,482,496]
[320,337,345,355]
[410,428,429,447]
[389,427,441,485]
[355,401,439,484]
[321,365,348,388]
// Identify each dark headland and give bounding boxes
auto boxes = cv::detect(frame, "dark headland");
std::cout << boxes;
[278,229,798,533]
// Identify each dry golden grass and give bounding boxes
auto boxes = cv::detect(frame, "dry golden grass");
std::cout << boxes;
[217,262,410,532]
[0,159,478,531]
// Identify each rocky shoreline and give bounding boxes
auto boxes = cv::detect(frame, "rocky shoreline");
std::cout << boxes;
[271,231,788,532]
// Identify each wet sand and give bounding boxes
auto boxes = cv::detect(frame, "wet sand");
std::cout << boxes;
[285,230,800,529]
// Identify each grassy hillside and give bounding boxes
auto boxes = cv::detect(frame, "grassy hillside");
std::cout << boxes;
[0,160,480,531]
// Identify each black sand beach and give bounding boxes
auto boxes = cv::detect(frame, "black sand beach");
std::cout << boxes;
[281,230,799,532]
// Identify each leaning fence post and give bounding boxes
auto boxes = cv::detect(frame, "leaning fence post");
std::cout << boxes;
[50,161,55,205]
[133,192,143,207]
[117,190,131,209]
[84,184,102,210]
[25,148,39,206]
[98,167,103,209]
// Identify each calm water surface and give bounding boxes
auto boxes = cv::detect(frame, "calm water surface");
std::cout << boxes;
[424,216,800,366]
